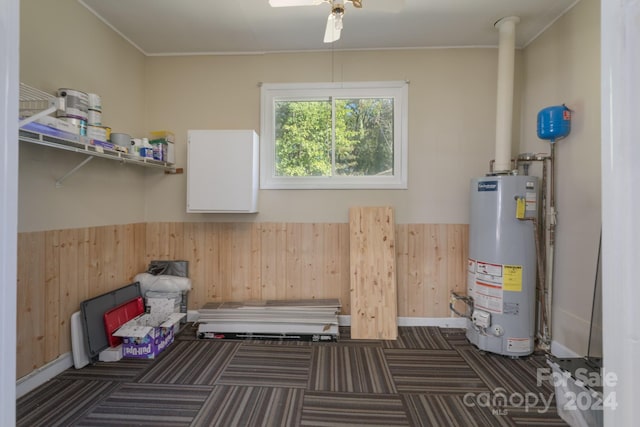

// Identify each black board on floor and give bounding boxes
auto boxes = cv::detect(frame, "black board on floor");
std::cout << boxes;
[80,282,142,359]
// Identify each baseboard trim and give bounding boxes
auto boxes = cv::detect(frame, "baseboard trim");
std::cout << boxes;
[16,352,73,398]
[338,315,466,328]
[399,316,467,327]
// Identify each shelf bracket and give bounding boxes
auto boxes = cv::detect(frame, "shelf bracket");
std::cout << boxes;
[18,106,58,128]
[55,156,94,188]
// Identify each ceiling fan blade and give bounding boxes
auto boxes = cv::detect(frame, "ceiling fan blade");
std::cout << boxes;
[323,13,342,43]
[269,0,323,7]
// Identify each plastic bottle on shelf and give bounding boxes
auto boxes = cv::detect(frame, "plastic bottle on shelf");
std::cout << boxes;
[141,138,154,159]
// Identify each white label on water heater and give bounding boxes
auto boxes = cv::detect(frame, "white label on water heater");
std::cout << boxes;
[475,261,503,284]
[507,337,531,353]
[467,259,477,296]
[473,260,504,314]
[474,280,503,313]
[525,191,537,211]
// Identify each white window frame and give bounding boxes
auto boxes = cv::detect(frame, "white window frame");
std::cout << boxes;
[260,81,408,189]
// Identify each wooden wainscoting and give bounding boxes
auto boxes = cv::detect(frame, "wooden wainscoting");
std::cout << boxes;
[16,222,467,378]
[16,224,147,378]
[144,222,352,315]
[396,224,468,318]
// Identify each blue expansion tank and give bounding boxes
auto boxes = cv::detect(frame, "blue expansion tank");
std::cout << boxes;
[537,105,571,142]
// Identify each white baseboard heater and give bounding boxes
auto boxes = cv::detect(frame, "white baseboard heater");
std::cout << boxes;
[196,299,341,342]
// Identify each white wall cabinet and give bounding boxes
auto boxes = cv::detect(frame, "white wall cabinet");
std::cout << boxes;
[187,130,259,213]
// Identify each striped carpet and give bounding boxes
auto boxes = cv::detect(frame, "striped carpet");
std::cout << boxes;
[76,383,212,426]
[137,341,240,385]
[218,343,313,388]
[17,325,568,426]
[309,346,396,393]
[301,392,409,426]
[384,349,489,394]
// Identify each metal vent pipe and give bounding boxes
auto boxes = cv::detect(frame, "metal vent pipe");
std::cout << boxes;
[493,16,520,174]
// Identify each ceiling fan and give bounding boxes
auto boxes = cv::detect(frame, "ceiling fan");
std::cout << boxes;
[268,0,363,43]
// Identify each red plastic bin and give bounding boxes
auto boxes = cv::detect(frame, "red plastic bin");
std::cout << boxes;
[103,297,145,347]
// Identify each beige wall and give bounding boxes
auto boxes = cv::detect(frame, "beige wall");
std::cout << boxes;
[20,0,513,229]
[520,0,601,355]
[19,0,149,232]
[142,49,517,224]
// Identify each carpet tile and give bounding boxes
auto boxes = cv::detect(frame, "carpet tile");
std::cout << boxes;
[301,391,409,427]
[16,325,568,426]
[137,340,239,385]
[56,359,152,382]
[309,345,397,393]
[383,326,453,350]
[401,393,512,427]
[76,383,212,426]
[385,348,489,394]
[457,346,556,403]
[501,405,570,426]
[217,343,312,388]
[193,385,304,427]
[17,379,119,427]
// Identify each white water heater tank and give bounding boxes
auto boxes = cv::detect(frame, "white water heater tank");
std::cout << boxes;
[466,175,538,356]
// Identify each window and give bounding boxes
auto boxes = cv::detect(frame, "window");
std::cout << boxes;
[260,81,408,189]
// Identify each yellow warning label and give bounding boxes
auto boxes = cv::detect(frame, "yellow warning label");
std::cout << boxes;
[503,265,523,291]
[516,198,526,219]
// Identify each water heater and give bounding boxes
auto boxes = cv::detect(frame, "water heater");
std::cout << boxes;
[466,175,539,356]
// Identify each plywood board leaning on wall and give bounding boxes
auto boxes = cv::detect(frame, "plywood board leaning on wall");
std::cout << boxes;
[349,206,398,340]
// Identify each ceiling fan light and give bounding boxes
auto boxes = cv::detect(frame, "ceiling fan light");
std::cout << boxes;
[334,12,343,30]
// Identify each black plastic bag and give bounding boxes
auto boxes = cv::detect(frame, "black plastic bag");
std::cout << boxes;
[147,260,189,277]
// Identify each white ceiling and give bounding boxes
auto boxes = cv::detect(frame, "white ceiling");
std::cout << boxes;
[78,0,579,56]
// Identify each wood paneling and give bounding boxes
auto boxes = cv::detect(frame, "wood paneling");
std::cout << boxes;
[17,232,46,376]
[43,231,60,363]
[16,221,467,378]
[16,224,146,379]
[349,207,398,340]
[395,224,468,317]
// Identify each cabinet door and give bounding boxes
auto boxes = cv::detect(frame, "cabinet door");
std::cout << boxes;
[187,130,259,213]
